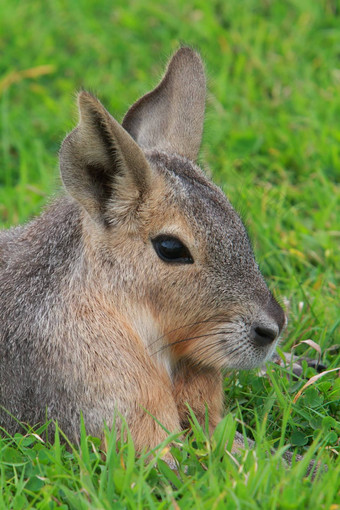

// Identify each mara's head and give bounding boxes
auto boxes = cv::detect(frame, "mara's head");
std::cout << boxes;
[59,47,285,373]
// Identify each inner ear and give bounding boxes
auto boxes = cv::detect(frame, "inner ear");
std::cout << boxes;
[59,91,152,223]
[122,47,206,162]
[86,163,114,209]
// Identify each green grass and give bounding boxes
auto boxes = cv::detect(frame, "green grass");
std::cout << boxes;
[0,415,338,509]
[1,0,339,508]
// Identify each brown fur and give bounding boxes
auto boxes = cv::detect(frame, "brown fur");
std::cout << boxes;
[0,48,285,459]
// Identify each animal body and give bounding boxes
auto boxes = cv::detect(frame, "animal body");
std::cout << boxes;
[0,48,285,455]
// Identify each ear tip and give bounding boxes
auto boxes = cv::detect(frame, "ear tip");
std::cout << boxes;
[169,46,205,84]
[176,45,202,60]
[77,90,96,108]
[172,46,204,65]
[76,91,106,123]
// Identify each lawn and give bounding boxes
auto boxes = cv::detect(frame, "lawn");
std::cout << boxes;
[0,0,339,508]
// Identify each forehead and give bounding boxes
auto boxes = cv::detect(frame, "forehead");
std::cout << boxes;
[146,150,255,264]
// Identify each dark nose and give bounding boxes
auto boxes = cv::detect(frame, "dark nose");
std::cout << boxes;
[251,323,278,346]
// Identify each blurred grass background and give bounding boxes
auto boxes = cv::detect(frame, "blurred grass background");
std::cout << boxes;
[0,0,339,507]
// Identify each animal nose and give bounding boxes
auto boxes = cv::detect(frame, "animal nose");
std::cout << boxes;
[251,323,279,346]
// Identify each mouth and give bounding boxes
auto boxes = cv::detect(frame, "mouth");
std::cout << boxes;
[220,336,279,370]
[157,315,281,372]
[183,332,279,372]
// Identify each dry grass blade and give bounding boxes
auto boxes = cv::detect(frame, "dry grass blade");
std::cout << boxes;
[293,339,322,357]
[293,367,340,403]
[0,65,56,93]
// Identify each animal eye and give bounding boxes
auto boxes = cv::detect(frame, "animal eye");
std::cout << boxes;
[152,235,194,264]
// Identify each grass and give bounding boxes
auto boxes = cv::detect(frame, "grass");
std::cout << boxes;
[0,415,338,509]
[0,0,339,508]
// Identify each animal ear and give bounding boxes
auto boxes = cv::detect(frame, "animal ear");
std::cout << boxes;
[122,47,206,162]
[59,91,151,223]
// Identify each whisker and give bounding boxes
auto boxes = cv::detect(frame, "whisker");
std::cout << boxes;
[151,329,224,357]
[224,344,251,366]
[148,316,237,350]
[190,338,251,371]
[188,341,221,363]
[151,319,247,357]
[191,334,245,359]
[160,330,247,370]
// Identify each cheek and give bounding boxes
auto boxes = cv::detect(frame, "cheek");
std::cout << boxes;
[144,264,204,310]
[145,271,214,345]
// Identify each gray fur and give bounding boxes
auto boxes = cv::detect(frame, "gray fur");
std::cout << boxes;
[0,48,285,452]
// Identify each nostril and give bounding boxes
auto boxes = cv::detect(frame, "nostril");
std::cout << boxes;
[252,325,278,346]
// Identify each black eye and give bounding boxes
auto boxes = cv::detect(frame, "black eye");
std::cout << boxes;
[152,235,194,264]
